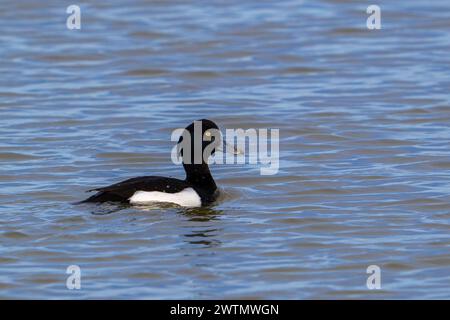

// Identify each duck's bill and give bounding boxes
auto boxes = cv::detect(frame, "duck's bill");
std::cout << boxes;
[219,140,243,155]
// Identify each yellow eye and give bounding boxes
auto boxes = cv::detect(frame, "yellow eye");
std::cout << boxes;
[205,131,211,137]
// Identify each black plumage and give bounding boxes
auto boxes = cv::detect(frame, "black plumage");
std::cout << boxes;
[82,119,222,206]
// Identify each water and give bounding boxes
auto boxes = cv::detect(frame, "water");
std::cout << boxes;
[1,0,450,299]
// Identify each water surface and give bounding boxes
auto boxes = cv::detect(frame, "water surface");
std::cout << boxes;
[1,0,450,299]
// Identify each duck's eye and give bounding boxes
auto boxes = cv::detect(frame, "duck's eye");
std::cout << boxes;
[204,130,215,142]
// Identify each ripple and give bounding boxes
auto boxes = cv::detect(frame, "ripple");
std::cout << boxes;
[0,153,39,161]
[1,0,449,300]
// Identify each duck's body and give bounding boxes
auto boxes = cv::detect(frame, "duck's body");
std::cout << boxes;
[83,175,218,207]
[82,119,223,207]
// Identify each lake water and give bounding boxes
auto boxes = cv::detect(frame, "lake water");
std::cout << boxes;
[1,0,449,299]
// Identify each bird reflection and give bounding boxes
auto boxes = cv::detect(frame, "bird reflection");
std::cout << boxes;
[84,201,179,215]
[79,201,224,248]
[84,202,130,215]
[178,206,223,248]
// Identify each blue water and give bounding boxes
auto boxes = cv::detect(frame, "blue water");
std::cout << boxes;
[0,0,449,299]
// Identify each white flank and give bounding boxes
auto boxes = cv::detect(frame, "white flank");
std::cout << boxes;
[129,188,202,207]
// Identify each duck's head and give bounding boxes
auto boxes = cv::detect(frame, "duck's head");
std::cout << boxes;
[177,119,238,165]
[178,119,219,164]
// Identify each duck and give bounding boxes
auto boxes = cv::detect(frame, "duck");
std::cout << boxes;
[82,119,235,207]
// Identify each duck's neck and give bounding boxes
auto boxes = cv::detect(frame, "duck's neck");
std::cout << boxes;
[183,162,217,192]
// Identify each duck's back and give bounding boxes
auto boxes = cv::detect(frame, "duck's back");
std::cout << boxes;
[82,176,199,205]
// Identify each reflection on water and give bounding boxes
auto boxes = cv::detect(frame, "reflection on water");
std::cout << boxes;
[182,207,223,247]
[1,0,450,299]
[84,203,132,216]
